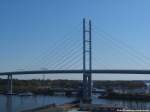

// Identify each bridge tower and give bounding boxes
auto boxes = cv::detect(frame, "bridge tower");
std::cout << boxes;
[82,18,92,103]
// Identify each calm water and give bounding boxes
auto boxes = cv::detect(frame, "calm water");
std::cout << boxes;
[0,94,150,112]
[0,95,75,112]
[92,94,150,110]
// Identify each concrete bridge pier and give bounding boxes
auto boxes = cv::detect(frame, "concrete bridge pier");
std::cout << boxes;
[7,74,13,95]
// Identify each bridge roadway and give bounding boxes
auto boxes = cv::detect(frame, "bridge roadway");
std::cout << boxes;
[0,69,150,75]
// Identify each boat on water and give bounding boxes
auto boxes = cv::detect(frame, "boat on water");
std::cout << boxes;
[4,93,17,95]
[18,92,33,96]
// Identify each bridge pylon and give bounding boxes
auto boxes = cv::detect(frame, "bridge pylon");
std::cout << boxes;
[82,18,92,103]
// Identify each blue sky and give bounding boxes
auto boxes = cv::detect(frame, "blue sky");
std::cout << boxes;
[1,0,150,80]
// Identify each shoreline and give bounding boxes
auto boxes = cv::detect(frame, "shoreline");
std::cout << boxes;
[99,92,150,101]
[21,103,79,112]
[21,102,124,112]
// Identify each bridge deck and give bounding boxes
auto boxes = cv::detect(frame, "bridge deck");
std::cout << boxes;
[0,69,150,75]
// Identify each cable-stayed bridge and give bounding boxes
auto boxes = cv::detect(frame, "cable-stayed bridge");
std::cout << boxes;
[1,19,150,103]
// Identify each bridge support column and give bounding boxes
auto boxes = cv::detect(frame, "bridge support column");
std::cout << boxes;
[7,74,13,95]
[83,74,92,103]
[82,18,92,103]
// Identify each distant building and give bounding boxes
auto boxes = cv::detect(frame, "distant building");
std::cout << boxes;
[113,87,147,94]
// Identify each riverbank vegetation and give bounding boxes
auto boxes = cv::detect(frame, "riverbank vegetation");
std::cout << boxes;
[0,78,146,93]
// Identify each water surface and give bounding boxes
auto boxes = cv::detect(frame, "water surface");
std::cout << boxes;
[1,94,150,112]
[0,95,75,112]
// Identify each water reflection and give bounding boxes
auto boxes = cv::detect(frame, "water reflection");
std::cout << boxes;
[0,95,75,112]
[6,96,12,112]
[1,95,150,112]
[92,95,150,110]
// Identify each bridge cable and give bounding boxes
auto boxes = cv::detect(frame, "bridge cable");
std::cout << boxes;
[24,22,82,70]
[92,26,150,68]
[93,31,146,68]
